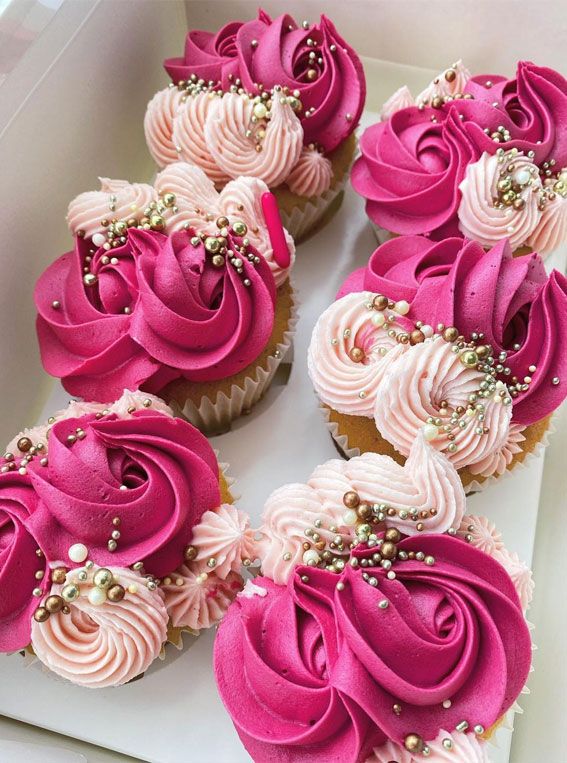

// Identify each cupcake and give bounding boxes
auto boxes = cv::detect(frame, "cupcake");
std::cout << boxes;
[214,442,533,761]
[0,390,253,688]
[144,10,366,241]
[308,235,567,490]
[35,165,297,433]
[352,60,567,263]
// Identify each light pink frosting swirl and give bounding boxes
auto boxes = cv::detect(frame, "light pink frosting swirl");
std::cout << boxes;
[380,85,414,121]
[468,423,526,478]
[458,151,542,249]
[204,91,303,187]
[415,60,472,107]
[458,514,504,556]
[373,336,512,470]
[172,92,230,186]
[191,503,255,579]
[286,146,333,197]
[161,566,242,630]
[256,434,465,584]
[155,162,294,286]
[144,86,184,168]
[527,186,567,256]
[5,390,172,457]
[493,547,534,613]
[67,178,154,239]
[31,566,168,688]
[308,292,407,416]
[368,730,490,762]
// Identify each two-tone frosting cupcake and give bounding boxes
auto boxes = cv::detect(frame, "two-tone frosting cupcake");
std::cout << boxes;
[35,165,296,433]
[0,390,253,688]
[352,60,567,262]
[214,441,533,761]
[145,10,366,241]
[308,235,567,489]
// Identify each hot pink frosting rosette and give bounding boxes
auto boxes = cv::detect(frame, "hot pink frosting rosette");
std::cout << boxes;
[0,471,48,651]
[351,108,479,237]
[215,533,531,762]
[353,61,567,238]
[26,410,220,578]
[164,10,365,153]
[35,227,277,401]
[338,236,567,426]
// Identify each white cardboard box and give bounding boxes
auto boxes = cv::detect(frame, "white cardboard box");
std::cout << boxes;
[0,2,565,762]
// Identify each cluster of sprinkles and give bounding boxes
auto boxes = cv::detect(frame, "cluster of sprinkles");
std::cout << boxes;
[332,292,562,458]
[492,147,565,215]
[295,486,486,756]
[194,217,259,286]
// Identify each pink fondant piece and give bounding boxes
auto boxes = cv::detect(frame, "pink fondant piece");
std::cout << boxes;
[261,192,291,269]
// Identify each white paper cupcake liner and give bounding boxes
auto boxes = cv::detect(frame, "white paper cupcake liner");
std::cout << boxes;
[319,402,556,496]
[279,172,349,243]
[170,287,298,435]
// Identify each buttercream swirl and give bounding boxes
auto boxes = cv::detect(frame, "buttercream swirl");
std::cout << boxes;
[373,336,512,470]
[368,730,490,762]
[380,85,414,121]
[214,534,531,761]
[165,11,365,152]
[308,292,406,416]
[286,147,333,196]
[458,151,542,249]
[26,410,220,578]
[352,108,478,237]
[144,86,184,169]
[256,434,466,584]
[338,236,567,427]
[204,91,304,187]
[493,548,534,614]
[527,186,567,256]
[191,503,255,579]
[415,61,472,107]
[162,566,242,630]
[353,61,567,238]
[5,390,172,457]
[0,471,48,651]
[35,227,278,400]
[468,423,526,478]
[172,92,230,186]
[458,514,504,556]
[67,178,155,240]
[155,162,294,286]
[286,146,333,197]
[31,566,168,688]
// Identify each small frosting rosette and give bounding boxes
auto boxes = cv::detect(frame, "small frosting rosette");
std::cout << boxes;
[36,171,295,430]
[309,235,567,486]
[216,518,532,761]
[352,60,567,257]
[145,10,365,241]
[0,391,252,688]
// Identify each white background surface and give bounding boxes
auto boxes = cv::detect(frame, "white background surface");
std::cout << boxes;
[0,1,565,762]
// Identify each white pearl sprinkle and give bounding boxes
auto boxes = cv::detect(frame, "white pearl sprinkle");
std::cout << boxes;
[88,587,107,606]
[92,233,106,248]
[394,300,410,315]
[68,543,88,563]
